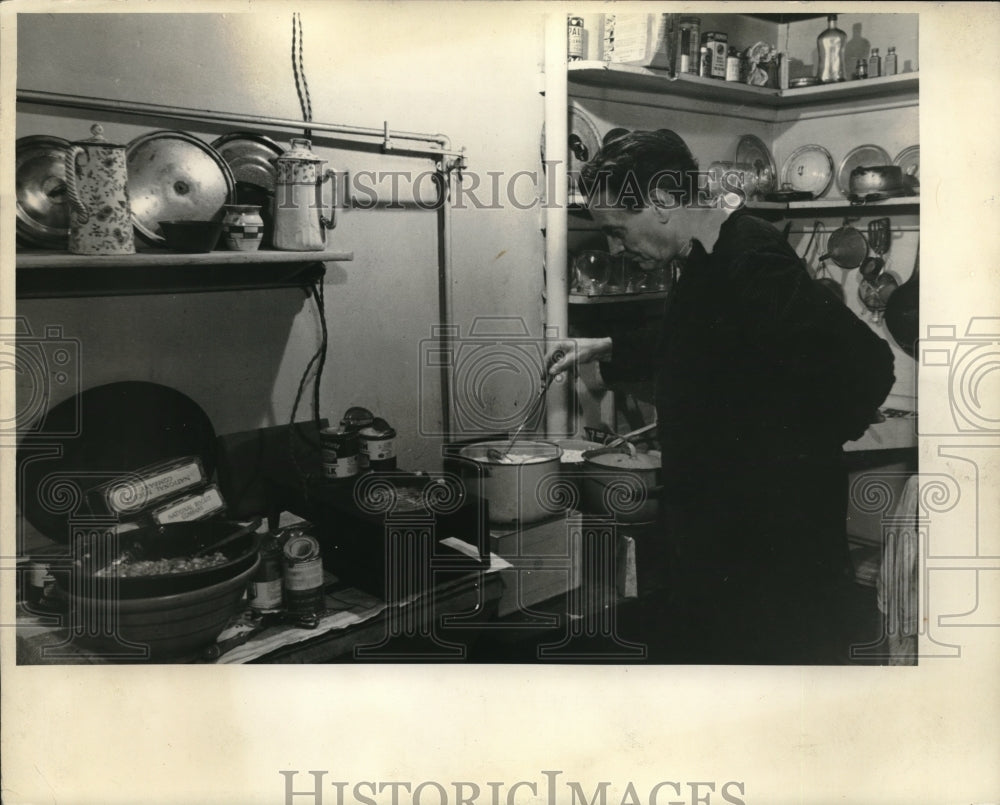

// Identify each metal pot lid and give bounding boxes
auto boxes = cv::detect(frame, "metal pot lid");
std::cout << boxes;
[274,137,325,163]
[126,130,235,245]
[780,144,834,197]
[735,134,777,195]
[15,135,71,248]
[210,131,284,192]
[893,145,920,184]
[836,144,891,196]
[71,122,127,148]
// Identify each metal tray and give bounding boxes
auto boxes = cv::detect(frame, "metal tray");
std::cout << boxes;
[210,131,283,192]
[15,135,72,248]
[126,130,235,245]
[780,144,834,197]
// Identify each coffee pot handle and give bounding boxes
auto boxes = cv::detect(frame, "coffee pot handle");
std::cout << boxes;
[319,169,338,230]
[63,146,89,223]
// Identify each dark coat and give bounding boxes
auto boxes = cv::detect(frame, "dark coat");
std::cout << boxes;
[601,212,896,662]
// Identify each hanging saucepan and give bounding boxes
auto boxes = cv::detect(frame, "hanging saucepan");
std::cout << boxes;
[820,223,868,269]
[884,243,919,357]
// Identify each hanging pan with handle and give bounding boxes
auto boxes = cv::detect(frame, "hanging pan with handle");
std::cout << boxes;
[884,242,919,357]
[819,220,868,269]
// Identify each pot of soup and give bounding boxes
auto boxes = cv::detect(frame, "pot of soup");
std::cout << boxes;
[456,440,563,525]
[579,447,662,524]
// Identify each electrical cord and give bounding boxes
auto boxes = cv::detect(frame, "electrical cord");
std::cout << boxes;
[291,13,313,138]
[288,279,329,498]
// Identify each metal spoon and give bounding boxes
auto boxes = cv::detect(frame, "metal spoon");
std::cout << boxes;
[487,371,557,463]
[192,518,263,558]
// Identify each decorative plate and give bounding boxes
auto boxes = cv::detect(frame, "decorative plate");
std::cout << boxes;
[781,144,835,197]
[893,145,920,184]
[210,131,284,193]
[15,135,72,248]
[735,134,778,195]
[836,144,892,196]
[126,130,236,245]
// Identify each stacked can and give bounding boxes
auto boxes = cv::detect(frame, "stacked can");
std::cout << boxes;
[320,427,359,482]
[281,530,324,619]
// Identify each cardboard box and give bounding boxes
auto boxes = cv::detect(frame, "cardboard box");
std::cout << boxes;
[490,513,584,617]
[601,13,676,71]
[85,455,207,517]
[151,484,227,525]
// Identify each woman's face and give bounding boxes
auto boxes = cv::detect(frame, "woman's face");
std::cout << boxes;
[588,195,690,271]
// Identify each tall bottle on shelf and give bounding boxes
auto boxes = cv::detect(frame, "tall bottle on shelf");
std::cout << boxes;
[816,14,847,83]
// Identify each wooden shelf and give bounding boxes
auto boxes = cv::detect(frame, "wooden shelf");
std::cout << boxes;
[16,248,353,299]
[568,62,918,111]
[569,290,669,305]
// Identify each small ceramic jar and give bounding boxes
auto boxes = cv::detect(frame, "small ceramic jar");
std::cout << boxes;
[221,204,264,251]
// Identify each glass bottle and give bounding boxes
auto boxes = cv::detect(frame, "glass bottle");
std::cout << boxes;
[868,48,881,78]
[884,46,898,76]
[817,14,847,83]
[854,58,868,81]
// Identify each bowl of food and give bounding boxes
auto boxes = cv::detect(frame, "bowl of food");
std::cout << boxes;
[158,219,223,253]
[579,447,662,523]
[67,557,258,659]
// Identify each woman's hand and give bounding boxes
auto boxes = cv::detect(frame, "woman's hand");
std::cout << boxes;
[545,337,613,376]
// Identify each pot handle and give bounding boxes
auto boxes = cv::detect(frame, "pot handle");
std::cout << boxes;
[319,169,339,230]
[63,145,89,224]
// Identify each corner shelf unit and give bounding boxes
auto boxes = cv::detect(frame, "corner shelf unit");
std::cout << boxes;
[568,62,919,119]
[16,249,353,299]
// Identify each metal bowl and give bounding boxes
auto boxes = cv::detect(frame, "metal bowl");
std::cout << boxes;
[126,130,235,245]
[15,135,72,248]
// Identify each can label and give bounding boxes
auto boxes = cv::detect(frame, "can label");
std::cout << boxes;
[322,450,358,479]
[360,436,395,465]
[250,578,283,611]
[568,17,584,60]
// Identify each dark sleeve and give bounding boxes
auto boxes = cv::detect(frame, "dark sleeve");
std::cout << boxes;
[728,238,896,444]
[597,316,659,384]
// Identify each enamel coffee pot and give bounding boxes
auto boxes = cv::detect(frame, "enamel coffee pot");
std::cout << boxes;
[270,138,339,251]
[64,124,135,255]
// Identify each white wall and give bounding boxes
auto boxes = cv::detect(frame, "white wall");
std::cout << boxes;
[14,8,547,471]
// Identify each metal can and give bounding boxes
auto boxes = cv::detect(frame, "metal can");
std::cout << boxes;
[725,47,741,81]
[281,531,324,617]
[358,418,397,471]
[567,16,585,61]
[320,427,359,481]
[249,535,283,613]
[699,46,712,78]
[701,31,728,79]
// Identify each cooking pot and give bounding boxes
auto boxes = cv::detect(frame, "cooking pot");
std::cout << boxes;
[849,165,909,202]
[457,440,563,525]
[578,448,662,524]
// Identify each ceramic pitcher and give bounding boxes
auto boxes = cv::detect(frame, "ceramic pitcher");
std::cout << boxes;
[271,138,338,251]
[64,124,135,255]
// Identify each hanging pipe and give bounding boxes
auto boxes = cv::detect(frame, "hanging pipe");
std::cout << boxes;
[16,89,462,159]
[543,13,570,437]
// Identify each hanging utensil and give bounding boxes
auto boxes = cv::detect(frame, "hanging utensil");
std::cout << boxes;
[819,219,868,269]
[487,370,558,463]
[860,217,891,281]
[884,242,919,357]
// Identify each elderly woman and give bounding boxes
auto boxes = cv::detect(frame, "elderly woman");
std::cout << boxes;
[548,129,895,663]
